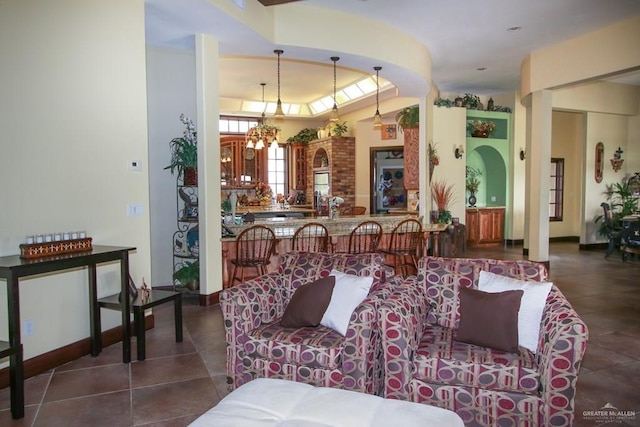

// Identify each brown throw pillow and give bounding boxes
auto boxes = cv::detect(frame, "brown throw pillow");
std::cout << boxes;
[456,286,523,353]
[281,275,336,328]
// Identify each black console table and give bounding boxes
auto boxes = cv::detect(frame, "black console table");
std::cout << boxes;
[0,245,135,419]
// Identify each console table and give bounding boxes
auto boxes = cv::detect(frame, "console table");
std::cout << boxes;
[0,245,135,419]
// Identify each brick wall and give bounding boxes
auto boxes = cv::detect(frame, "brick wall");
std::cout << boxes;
[305,136,356,210]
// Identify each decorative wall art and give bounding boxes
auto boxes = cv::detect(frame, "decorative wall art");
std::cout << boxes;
[381,124,397,140]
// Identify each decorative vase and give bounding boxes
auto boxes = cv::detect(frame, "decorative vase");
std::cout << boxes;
[184,167,198,186]
[468,192,477,207]
[430,210,439,224]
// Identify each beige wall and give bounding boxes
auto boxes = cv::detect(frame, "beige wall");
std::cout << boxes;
[0,0,150,362]
[550,111,583,238]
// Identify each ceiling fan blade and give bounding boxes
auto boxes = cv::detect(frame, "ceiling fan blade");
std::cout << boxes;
[257,0,303,6]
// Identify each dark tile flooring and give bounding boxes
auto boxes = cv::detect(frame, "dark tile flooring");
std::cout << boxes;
[1,242,639,426]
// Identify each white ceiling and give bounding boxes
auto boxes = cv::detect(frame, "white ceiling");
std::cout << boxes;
[145,0,640,119]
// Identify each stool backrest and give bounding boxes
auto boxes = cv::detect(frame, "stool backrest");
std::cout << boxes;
[292,222,329,252]
[386,218,423,255]
[348,221,383,254]
[235,225,276,266]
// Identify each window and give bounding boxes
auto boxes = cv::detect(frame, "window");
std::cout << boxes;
[549,158,564,221]
[267,145,286,197]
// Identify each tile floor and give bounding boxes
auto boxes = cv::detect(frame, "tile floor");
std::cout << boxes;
[1,242,639,426]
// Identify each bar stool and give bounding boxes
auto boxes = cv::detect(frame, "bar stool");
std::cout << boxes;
[98,276,182,361]
[348,220,383,254]
[292,222,329,252]
[378,218,423,276]
[229,225,276,288]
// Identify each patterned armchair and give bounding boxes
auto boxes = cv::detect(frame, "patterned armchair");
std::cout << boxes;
[221,252,400,395]
[380,257,589,427]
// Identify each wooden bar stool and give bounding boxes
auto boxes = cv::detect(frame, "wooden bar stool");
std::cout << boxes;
[292,222,329,252]
[98,277,182,361]
[378,218,423,276]
[228,225,276,288]
[347,220,383,254]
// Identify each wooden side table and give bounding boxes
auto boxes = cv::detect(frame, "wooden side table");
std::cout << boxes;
[0,245,135,419]
[98,289,183,361]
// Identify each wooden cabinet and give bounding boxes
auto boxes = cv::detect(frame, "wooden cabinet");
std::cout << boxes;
[220,136,266,189]
[466,207,504,245]
[288,142,307,190]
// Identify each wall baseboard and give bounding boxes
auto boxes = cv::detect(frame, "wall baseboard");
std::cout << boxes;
[0,315,154,389]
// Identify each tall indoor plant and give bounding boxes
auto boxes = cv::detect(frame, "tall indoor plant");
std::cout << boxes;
[165,114,198,185]
[396,105,419,190]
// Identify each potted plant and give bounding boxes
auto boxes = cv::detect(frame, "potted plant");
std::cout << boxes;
[466,166,482,207]
[331,121,348,137]
[395,105,419,132]
[430,179,455,224]
[173,260,199,291]
[286,127,318,144]
[467,119,496,138]
[594,180,639,236]
[165,114,198,185]
[462,93,481,110]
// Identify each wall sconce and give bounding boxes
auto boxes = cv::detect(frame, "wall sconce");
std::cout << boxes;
[519,148,526,161]
[610,146,624,172]
[454,145,464,159]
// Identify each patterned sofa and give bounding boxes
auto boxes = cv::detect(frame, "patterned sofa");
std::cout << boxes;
[220,251,400,395]
[380,257,589,427]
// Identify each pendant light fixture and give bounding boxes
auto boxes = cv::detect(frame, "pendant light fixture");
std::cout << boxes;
[273,49,285,123]
[372,66,383,130]
[255,83,266,149]
[246,83,279,150]
[329,56,340,122]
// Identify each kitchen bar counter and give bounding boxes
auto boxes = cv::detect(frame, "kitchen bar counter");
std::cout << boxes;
[221,214,449,288]
[235,206,315,218]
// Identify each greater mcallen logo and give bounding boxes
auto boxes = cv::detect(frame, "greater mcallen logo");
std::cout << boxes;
[582,403,636,423]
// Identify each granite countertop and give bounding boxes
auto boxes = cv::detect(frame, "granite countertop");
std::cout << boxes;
[221,214,449,242]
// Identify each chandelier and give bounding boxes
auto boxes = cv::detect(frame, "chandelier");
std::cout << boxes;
[246,83,279,150]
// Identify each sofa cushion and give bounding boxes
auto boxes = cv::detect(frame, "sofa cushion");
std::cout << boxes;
[281,275,336,328]
[478,270,553,353]
[413,324,540,395]
[456,287,523,353]
[245,320,344,369]
[320,269,375,336]
[420,257,548,330]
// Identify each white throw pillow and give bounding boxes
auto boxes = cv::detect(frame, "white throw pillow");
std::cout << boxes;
[320,269,374,336]
[477,270,553,353]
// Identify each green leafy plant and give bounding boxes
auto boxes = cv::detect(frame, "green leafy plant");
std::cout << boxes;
[221,198,232,213]
[286,127,318,144]
[164,114,197,177]
[173,260,199,289]
[462,93,481,109]
[332,121,348,136]
[466,166,482,193]
[395,105,419,132]
[594,180,639,236]
[434,97,454,108]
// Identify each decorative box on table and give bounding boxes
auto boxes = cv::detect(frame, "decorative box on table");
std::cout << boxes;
[19,238,93,259]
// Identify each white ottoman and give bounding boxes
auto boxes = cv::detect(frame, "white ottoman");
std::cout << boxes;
[190,378,464,427]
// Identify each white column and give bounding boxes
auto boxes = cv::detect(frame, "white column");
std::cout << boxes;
[195,34,222,296]
[524,90,552,263]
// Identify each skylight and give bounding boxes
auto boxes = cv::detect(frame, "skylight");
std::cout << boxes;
[240,74,392,118]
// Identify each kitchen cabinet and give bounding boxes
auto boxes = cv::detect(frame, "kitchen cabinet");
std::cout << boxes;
[220,136,266,189]
[288,142,307,190]
[466,207,504,245]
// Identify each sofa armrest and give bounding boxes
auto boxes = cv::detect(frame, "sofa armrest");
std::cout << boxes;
[342,274,405,395]
[379,276,431,400]
[220,272,283,389]
[535,286,589,425]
